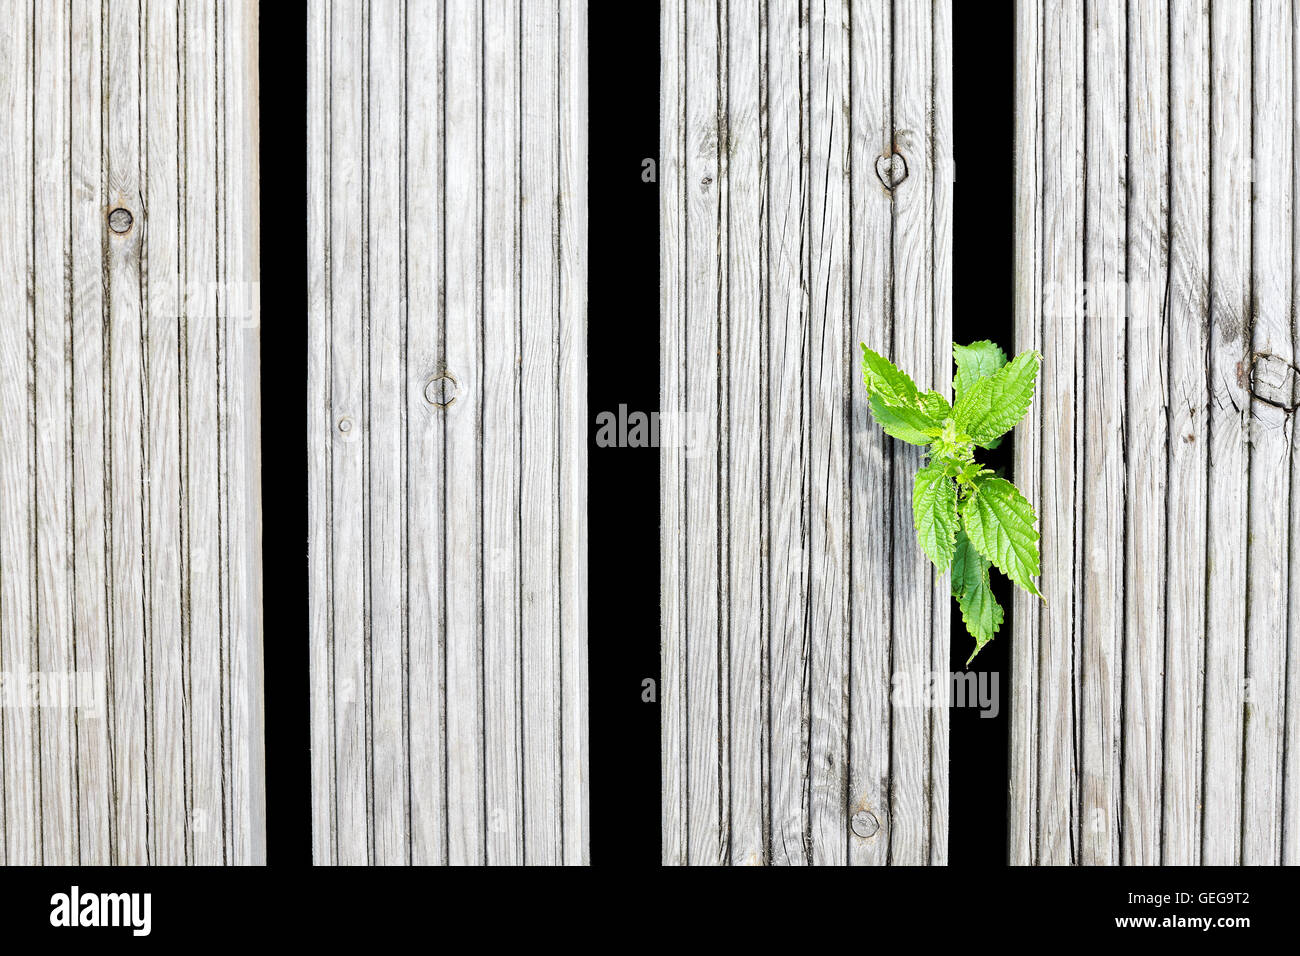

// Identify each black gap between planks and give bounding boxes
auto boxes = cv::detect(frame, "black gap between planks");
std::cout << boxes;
[949,0,1014,866]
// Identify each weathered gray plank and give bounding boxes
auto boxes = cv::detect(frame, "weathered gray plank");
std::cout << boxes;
[1162,0,1209,866]
[400,0,446,866]
[1242,0,1293,867]
[107,0,149,866]
[723,0,765,868]
[660,0,687,866]
[662,0,949,866]
[442,0,486,866]
[847,0,893,869]
[306,0,337,865]
[889,0,937,867]
[145,0,187,866]
[481,0,523,866]
[308,0,588,866]
[807,0,849,867]
[1121,0,1167,867]
[325,0,369,866]
[69,0,113,865]
[1080,0,1126,867]
[1009,0,1043,868]
[2,0,263,865]
[1201,0,1251,867]
[557,0,589,865]
[0,0,38,867]
[1013,0,1296,866]
[683,0,723,867]
[367,0,410,865]
[1038,0,1084,867]
[33,0,76,866]
[765,0,809,867]
[1288,0,1300,868]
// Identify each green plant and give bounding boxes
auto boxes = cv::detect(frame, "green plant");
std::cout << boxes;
[861,341,1042,663]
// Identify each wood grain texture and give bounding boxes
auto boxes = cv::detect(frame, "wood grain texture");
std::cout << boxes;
[307,0,589,866]
[0,0,263,865]
[662,0,951,865]
[1012,0,1297,865]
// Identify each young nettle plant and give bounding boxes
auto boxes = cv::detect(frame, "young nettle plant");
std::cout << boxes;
[861,341,1043,663]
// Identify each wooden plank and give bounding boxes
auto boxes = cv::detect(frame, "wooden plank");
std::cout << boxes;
[1009,0,1043,867]
[1031,0,1084,865]
[1288,0,1300,869]
[182,0,228,865]
[309,0,586,866]
[366,0,410,865]
[0,0,37,866]
[557,0,589,865]
[683,0,723,867]
[33,0,77,866]
[1242,0,1293,866]
[306,0,337,865]
[889,0,936,866]
[520,0,561,865]
[324,0,370,865]
[765,0,810,867]
[144,0,187,866]
[847,0,893,869]
[401,0,446,867]
[663,0,948,866]
[222,0,265,868]
[724,0,766,867]
[2,0,261,864]
[1200,0,1251,867]
[1011,0,1298,867]
[807,0,849,867]
[482,0,523,865]
[1079,0,1126,867]
[443,0,486,866]
[660,0,688,866]
[69,0,113,865]
[106,0,149,867]
[1120,0,1166,866]
[1162,0,1209,866]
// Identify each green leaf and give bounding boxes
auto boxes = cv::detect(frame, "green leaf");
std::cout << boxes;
[952,350,1040,447]
[867,395,942,445]
[912,463,958,573]
[861,345,922,408]
[952,530,1003,663]
[919,390,953,421]
[953,340,1008,400]
[960,475,1042,598]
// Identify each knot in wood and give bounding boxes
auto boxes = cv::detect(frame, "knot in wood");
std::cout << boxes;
[108,207,134,234]
[875,151,908,192]
[1249,351,1299,412]
[851,809,880,839]
[424,371,459,409]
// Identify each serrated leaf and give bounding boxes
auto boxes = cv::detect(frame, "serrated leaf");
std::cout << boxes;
[952,530,1003,663]
[953,340,1008,400]
[960,475,1042,598]
[952,350,1040,447]
[861,345,922,408]
[867,395,941,445]
[919,390,952,420]
[959,577,1004,664]
[912,463,958,573]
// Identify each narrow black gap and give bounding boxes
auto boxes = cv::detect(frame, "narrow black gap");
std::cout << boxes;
[259,1,311,865]
[587,2,661,863]
[948,0,1013,866]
